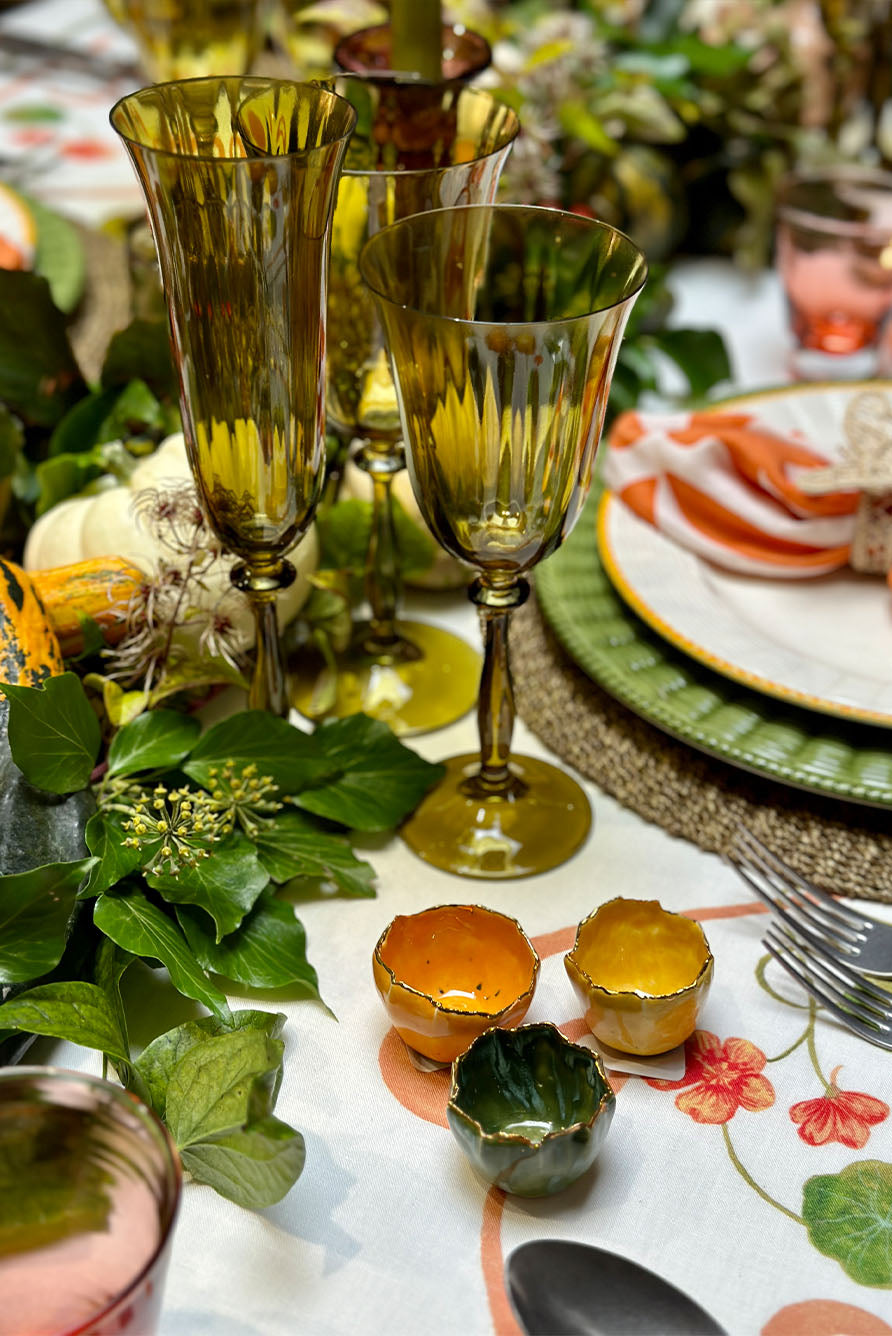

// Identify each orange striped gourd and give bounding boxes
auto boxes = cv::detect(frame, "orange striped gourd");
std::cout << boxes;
[30,557,144,658]
[0,556,64,685]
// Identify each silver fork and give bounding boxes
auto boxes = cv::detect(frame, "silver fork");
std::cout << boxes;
[764,921,892,1052]
[728,827,892,978]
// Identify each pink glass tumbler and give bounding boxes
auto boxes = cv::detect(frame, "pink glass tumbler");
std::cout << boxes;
[0,1068,181,1336]
[776,165,892,380]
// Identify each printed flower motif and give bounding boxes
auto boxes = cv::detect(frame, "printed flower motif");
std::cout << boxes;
[646,1030,775,1124]
[790,1067,889,1149]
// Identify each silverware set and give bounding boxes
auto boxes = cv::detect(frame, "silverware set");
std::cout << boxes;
[729,827,892,1051]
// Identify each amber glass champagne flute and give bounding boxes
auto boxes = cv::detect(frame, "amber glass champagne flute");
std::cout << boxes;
[361,205,647,877]
[290,77,519,735]
[111,78,356,715]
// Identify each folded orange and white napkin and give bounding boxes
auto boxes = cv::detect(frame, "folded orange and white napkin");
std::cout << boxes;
[603,410,860,578]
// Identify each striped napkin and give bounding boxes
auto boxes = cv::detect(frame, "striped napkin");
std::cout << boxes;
[604,410,859,578]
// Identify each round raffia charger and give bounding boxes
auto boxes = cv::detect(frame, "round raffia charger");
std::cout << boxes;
[512,592,892,906]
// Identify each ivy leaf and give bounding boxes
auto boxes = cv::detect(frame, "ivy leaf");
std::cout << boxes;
[82,809,142,897]
[94,887,229,1021]
[1,673,101,794]
[318,497,434,582]
[0,858,95,983]
[101,318,177,402]
[181,1116,305,1209]
[802,1160,892,1286]
[0,270,86,428]
[163,1028,283,1147]
[91,937,135,1066]
[177,896,322,995]
[183,711,336,794]
[252,809,376,896]
[106,709,202,778]
[0,404,24,481]
[147,833,269,941]
[0,980,130,1063]
[135,1010,284,1121]
[294,714,444,830]
[650,327,731,400]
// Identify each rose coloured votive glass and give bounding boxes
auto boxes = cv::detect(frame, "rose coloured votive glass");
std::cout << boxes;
[0,1067,181,1336]
[776,165,892,380]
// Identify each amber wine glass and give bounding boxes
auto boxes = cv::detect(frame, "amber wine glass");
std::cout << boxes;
[103,0,267,81]
[290,76,519,736]
[361,205,647,877]
[111,78,355,715]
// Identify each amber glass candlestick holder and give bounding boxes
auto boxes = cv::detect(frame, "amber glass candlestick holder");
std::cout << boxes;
[361,205,647,877]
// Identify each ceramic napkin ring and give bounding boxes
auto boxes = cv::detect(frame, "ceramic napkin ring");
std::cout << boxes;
[564,897,713,1056]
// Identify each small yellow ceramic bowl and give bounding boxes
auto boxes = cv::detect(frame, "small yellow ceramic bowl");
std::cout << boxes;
[373,904,540,1063]
[564,898,713,1055]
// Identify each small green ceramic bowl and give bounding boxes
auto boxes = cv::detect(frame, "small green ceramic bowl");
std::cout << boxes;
[446,1023,616,1197]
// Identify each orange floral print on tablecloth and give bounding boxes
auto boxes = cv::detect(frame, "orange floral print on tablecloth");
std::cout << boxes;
[646,1030,775,1124]
[790,1066,889,1149]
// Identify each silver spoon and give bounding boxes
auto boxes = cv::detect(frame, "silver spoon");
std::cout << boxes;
[505,1240,727,1336]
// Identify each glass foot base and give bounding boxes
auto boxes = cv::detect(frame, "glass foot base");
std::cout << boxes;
[290,620,480,736]
[401,753,592,879]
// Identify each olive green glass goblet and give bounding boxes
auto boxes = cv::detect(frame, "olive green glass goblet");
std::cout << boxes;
[290,77,519,736]
[111,78,356,715]
[103,0,267,81]
[361,204,647,877]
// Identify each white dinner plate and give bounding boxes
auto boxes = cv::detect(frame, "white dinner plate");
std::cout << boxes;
[598,383,892,727]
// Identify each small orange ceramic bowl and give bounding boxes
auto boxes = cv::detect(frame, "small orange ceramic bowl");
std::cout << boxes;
[373,904,540,1063]
[564,898,713,1056]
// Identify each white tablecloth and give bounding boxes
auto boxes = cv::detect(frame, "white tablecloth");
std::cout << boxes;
[3,5,892,1333]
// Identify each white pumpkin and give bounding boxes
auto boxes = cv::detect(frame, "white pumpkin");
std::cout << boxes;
[24,433,319,650]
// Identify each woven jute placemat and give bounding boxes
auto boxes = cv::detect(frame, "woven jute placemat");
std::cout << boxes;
[512,592,892,905]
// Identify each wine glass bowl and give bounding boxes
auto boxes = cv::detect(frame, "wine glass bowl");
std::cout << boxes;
[111,78,356,715]
[360,204,647,877]
[290,78,520,735]
[103,0,267,81]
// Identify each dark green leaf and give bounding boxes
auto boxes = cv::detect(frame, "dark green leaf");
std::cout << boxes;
[92,936,135,1063]
[253,809,376,896]
[135,1010,285,1121]
[181,1116,305,1208]
[101,319,177,402]
[0,857,95,983]
[0,270,86,428]
[1,673,101,793]
[82,809,142,896]
[182,710,336,794]
[94,887,229,1020]
[318,497,435,580]
[0,980,130,1062]
[0,404,23,481]
[147,833,269,940]
[34,448,107,516]
[107,709,202,778]
[178,896,321,995]
[163,1028,283,1147]
[295,714,444,830]
[651,327,731,400]
[47,386,121,457]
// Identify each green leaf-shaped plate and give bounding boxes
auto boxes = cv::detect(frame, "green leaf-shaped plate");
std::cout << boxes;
[535,488,892,807]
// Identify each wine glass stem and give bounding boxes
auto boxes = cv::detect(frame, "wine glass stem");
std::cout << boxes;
[357,440,403,652]
[469,576,530,795]
[231,559,296,717]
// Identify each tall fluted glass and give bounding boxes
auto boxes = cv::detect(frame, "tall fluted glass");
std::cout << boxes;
[290,77,519,736]
[103,0,267,81]
[361,204,647,877]
[111,78,356,715]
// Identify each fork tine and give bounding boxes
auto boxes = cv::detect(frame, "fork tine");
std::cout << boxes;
[727,852,862,959]
[732,837,863,944]
[764,935,892,1051]
[765,925,892,1019]
[735,827,869,932]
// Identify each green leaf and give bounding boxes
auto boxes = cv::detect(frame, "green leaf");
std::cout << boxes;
[94,887,230,1020]
[0,858,95,983]
[0,980,130,1062]
[183,710,336,794]
[0,404,24,481]
[34,447,108,516]
[0,270,86,428]
[1,673,100,793]
[318,497,435,581]
[101,319,177,402]
[28,196,85,315]
[107,709,202,778]
[178,895,322,995]
[295,714,444,830]
[163,1028,283,1147]
[802,1160,892,1286]
[135,1009,284,1121]
[252,809,376,896]
[650,327,731,400]
[181,1116,305,1208]
[147,833,269,941]
[82,809,142,897]
[92,937,135,1059]
[47,385,122,457]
